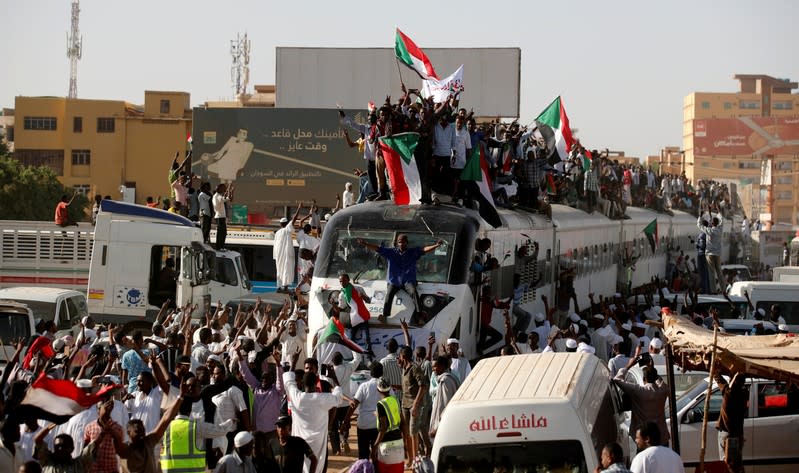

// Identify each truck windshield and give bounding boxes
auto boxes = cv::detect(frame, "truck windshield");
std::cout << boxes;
[321,230,455,283]
[235,255,251,291]
[438,440,587,473]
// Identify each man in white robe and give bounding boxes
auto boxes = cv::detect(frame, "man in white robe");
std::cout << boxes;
[283,370,342,473]
[274,217,296,292]
[429,355,460,438]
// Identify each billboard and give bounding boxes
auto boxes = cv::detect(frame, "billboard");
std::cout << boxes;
[693,116,799,156]
[276,47,521,118]
[192,107,366,221]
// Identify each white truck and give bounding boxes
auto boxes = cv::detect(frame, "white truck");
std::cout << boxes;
[0,201,252,328]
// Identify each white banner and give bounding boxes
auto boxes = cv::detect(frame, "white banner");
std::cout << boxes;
[421,65,464,103]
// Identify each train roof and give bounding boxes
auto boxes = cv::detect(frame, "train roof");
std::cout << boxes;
[624,206,672,226]
[550,204,615,230]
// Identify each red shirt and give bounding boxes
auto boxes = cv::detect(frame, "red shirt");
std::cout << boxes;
[55,202,69,225]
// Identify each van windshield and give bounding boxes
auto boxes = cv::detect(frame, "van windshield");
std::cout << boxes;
[0,313,32,344]
[11,301,55,322]
[437,440,586,473]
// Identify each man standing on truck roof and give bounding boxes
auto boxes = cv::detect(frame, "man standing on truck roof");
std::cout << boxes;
[213,183,234,252]
[356,234,443,323]
[274,203,303,293]
[55,192,78,227]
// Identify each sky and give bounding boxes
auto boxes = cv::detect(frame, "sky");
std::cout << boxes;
[1,0,797,160]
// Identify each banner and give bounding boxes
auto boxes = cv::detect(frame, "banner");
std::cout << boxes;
[693,116,799,156]
[422,65,464,103]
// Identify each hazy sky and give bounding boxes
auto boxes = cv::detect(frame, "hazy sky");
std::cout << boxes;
[2,0,797,159]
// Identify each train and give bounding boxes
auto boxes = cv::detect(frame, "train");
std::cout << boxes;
[306,201,735,361]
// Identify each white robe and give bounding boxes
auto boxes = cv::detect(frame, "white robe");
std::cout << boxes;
[430,372,460,436]
[274,226,295,288]
[283,371,342,473]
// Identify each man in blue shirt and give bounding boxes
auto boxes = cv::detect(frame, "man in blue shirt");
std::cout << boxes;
[357,234,443,323]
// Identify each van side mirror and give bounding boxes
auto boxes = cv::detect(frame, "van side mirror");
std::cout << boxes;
[685,409,698,424]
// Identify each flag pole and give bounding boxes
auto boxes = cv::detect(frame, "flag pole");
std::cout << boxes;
[395,57,405,87]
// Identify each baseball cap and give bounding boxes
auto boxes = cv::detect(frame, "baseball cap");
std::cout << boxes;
[275,415,292,427]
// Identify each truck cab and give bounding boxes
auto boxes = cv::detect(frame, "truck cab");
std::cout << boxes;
[88,200,214,327]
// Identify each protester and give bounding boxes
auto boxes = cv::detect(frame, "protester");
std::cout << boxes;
[630,422,684,473]
[373,379,405,473]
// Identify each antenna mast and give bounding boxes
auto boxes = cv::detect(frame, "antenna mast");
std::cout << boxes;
[230,33,251,99]
[66,0,82,99]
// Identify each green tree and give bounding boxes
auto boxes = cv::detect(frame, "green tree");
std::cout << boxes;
[0,146,89,221]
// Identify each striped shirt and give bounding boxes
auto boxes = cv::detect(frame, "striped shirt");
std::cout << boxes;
[380,353,403,389]
[584,168,599,192]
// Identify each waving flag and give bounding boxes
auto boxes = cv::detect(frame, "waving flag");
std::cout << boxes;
[395,28,439,80]
[461,146,502,228]
[535,96,575,161]
[342,285,371,326]
[422,65,464,103]
[644,219,658,253]
[314,317,365,364]
[379,132,422,205]
[19,374,120,424]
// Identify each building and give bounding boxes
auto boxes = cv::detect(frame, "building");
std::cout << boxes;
[0,108,13,152]
[12,91,191,205]
[683,74,799,226]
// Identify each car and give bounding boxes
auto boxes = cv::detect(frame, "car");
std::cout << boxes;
[722,264,753,283]
[624,362,708,399]
[667,376,799,472]
[0,300,35,374]
[0,287,88,338]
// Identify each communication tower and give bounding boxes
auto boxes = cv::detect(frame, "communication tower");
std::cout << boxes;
[230,33,251,98]
[66,0,82,99]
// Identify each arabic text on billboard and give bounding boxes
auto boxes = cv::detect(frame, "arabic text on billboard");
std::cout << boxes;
[693,117,799,156]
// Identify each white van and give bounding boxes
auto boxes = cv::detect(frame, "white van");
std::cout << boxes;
[728,281,799,331]
[431,353,629,473]
[0,287,87,338]
[671,376,799,472]
[771,266,799,283]
[0,300,35,374]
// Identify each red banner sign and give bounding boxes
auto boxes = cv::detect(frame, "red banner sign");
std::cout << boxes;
[693,117,799,156]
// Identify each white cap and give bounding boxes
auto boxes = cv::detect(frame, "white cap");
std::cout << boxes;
[565,339,578,349]
[633,322,648,330]
[610,334,624,345]
[593,314,605,320]
[534,312,546,322]
[571,323,580,333]
[446,338,459,346]
[279,217,289,224]
[207,354,223,365]
[248,351,257,362]
[234,431,254,448]
[53,338,66,351]
[569,313,580,322]
[76,379,93,389]
[778,324,789,332]
[578,320,588,327]
[649,338,664,350]
[577,342,596,354]
[757,308,766,317]
[621,322,632,331]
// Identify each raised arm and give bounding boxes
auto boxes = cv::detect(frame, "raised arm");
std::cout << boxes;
[423,240,445,254]
[356,238,380,252]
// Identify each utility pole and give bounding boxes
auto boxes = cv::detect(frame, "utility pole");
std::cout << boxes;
[66,0,82,99]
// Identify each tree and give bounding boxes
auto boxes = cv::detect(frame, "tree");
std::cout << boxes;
[0,147,88,221]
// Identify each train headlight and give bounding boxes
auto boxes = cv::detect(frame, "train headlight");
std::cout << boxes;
[421,295,436,309]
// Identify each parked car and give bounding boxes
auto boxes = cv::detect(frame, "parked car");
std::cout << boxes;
[0,287,88,338]
[668,376,799,472]
[0,300,35,375]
